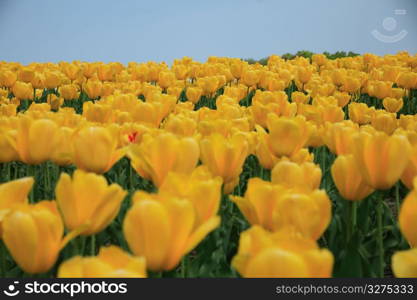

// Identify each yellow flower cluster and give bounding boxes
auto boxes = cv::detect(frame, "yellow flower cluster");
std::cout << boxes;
[0,51,416,278]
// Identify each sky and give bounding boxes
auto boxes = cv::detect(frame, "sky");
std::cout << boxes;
[0,0,416,64]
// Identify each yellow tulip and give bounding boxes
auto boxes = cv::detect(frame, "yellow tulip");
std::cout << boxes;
[2,201,79,274]
[12,81,34,100]
[128,132,199,187]
[51,127,75,166]
[200,133,248,193]
[401,162,417,190]
[383,97,403,113]
[241,70,259,87]
[232,226,333,278]
[47,94,64,110]
[231,178,331,239]
[58,245,147,278]
[271,160,321,192]
[31,72,45,89]
[266,114,311,157]
[392,248,417,278]
[371,111,398,135]
[123,194,220,271]
[10,116,60,165]
[72,126,124,174]
[291,91,310,104]
[349,102,374,125]
[186,87,202,104]
[0,177,34,236]
[331,155,374,201]
[399,180,417,247]
[0,70,17,88]
[56,170,126,235]
[352,131,410,190]
[333,91,351,107]
[158,71,176,89]
[17,68,35,83]
[59,84,80,100]
[83,80,103,99]
[323,121,358,155]
[158,166,223,226]
[0,129,19,163]
[44,71,61,89]
[97,64,114,81]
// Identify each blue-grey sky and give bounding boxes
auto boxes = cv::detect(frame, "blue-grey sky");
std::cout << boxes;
[0,0,416,64]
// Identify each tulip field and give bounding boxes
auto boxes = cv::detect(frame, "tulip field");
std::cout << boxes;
[1,52,417,278]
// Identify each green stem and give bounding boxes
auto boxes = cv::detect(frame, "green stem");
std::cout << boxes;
[347,201,357,242]
[0,241,7,277]
[376,194,384,278]
[27,164,35,203]
[395,182,400,216]
[44,162,50,199]
[90,235,96,256]
[181,256,187,278]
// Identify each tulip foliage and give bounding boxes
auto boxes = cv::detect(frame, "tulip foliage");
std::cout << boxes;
[0,52,417,278]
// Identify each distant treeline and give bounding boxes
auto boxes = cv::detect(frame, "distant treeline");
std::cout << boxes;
[245,50,360,65]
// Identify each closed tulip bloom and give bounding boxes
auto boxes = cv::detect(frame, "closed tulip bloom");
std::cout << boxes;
[232,226,333,278]
[58,245,147,278]
[0,70,17,88]
[11,116,60,165]
[51,127,75,166]
[0,177,34,236]
[83,80,103,99]
[383,97,403,113]
[242,70,259,87]
[331,155,374,201]
[371,111,398,135]
[17,68,35,83]
[59,84,80,100]
[291,91,310,104]
[200,133,249,193]
[47,94,64,110]
[2,201,79,274]
[392,248,417,278]
[333,91,351,107]
[399,180,417,248]
[349,103,374,125]
[231,178,331,239]
[158,71,176,89]
[158,166,223,226]
[12,81,34,100]
[0,130,19,163]
[97,64,114,81]
[352,131,410,190]
[73,126,124,174]
[266,114,311,157]
[271,160,321,192]
[323,121,358,155]
[186,87,202,104]
[128,132,199,187]
[44,71,61,89]
[401,162,417,190]
[123,195,220,271]
[56,170,126,235]
[31,72,45,89]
